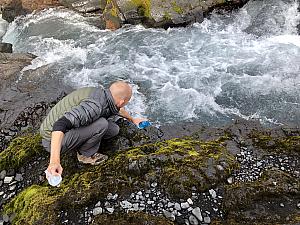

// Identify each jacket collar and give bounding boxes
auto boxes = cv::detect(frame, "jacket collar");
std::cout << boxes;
[104,88,119,114]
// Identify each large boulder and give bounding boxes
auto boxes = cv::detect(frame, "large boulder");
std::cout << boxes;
[103,0,250,29]
[0,0,61,22]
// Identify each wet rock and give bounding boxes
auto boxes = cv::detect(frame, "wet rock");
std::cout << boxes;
[0,43,12,53]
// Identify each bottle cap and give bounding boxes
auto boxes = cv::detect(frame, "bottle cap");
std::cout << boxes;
[45,170,62,187]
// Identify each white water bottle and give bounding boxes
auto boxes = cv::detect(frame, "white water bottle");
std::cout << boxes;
[45,170,62,187]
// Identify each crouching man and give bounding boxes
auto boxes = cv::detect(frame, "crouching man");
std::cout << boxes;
[40,81,146,177]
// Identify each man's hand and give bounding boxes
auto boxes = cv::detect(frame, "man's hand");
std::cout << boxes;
[47,162,63,176]
[132,118,148,127]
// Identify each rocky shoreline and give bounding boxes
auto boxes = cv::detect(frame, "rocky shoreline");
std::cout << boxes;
[0,1,299,224]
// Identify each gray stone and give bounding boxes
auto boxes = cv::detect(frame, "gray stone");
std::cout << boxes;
[137,191,143,195]
[9,185,16,191]
[59,0,106,13]
[93,207,103,216]
[203,216,211,223]
[167,202,175,208]
[3,215,9,223]
[227,177,233,184]
[175,203,181,210]
[209,189,217,199]
[187,198,193,205]
[151,182,157,187]
[0,170,6,180]
[106,207,114,213]
[4,176,13,184]
[189,215,199,225]
[297,203,300,209]
[181,202,189,209]
[216,165,224,171]
[192,207,203,222]
[0,181,3,187]
[163,210,175,221]
[120,200,132,209]
[0,191,4,196]
[95,201,101,207]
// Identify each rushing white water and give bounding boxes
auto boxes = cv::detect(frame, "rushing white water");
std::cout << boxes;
[3,0,300,126]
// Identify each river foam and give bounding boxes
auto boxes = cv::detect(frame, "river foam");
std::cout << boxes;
[2,0,300,126]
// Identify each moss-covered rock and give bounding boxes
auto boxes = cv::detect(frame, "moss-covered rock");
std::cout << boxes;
[3,135,237,224]
[220,168,300,225]
[0,133,45,171]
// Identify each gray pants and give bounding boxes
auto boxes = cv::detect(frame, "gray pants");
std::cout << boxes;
[42,117,119,157]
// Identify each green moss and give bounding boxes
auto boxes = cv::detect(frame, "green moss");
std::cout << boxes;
[171,1,184,14]
[4,185,62,225]
[0,134,44,171]
[131,0,151,18]
[250,132,300,154]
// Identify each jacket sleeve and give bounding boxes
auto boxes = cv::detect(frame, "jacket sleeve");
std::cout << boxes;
[63,99,103,128]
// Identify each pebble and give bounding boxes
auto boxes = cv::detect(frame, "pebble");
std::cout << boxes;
[15,173,23,182]
[181,202,190,209]
[280,203,284,207]
[227,177,233,184]
[0,191,4,196]
[192,207,203,222]
[92,207,103,216]
[203,216,211,223]
[187,198,193,205]
[2,215,9,223]
[189,215,199,225]
[4,176,13,184]
[216,165,224,171]
[120,200,132,209]
[0,181,2,187]
[151,182,157,188]
[95,201,101,207]
[175,203,181,211]
[106,207,114,213]
[163,210,175,221]
[0,170,6,180]
[9,185,16,191]
[209,189,217,199]
[297,203,300,209]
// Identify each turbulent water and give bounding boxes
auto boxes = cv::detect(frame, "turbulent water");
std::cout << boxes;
[2,0,300,126]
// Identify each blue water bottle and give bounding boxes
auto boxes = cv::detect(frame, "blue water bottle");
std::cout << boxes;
[138,121,151,129]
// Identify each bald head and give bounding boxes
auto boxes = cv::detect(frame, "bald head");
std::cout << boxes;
[109,81,132,107]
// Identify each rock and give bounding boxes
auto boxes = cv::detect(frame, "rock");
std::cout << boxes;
[0,191,4,195]
[106,207,114,213]
[103,0,249,29]
[120,200,132,209]
[92,207,103,216]
[9,184,16,191]
[187,198,193,205]
[1,0,61,22]
[227,177,233,184]
[59,0,106,13]
[175,202,181,211]
[203,216,211,223]
[15,173,23,182]
[0,181,2,187]
[2,214,9,223]
[0,170,6,179]
[151,182,157,187]
[209,189,217,199]
[181,202,189,209]
[192,207,203,222]
[4,176,13,184]
[163,210,175,221]
[0,43,12,53]
[189,215,199,225]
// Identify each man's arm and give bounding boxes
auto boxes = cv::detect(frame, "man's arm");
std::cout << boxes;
[119,107,146,126]
[47,131,64,176]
